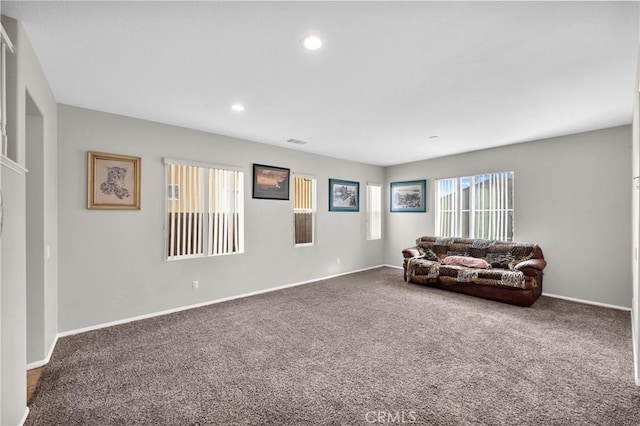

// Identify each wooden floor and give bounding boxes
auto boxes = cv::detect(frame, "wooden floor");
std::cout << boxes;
[27,367,44,403]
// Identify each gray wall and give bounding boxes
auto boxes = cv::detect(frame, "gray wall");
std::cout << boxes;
[384,125,632,308]
[1,15,58,426]
[57,104,385,332]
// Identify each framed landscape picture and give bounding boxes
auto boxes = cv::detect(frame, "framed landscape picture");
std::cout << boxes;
[390,179,426,212]
[329,178,359,212]
[87,151,141,210]
[252,163,290,200]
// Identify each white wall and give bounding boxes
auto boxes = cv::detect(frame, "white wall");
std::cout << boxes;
[1,163,26,425]
[631,64,640,385]
[385,125,632,308]
[26,107,44,364]
[57,104,385,332]
[1,15,58,426]
[25,85,57,368]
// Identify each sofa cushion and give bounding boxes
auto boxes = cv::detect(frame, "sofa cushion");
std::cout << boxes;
[446,243,470,257]
[442,255,492,269]
[468,246,488,258]
[510,244,536,262]
[486,252,516,269]
[422,248,439,261]
[471,239,495,249]
[433,244,449,257]
[478,269,526,288]
[406,257,439,283]
[438,265,528,289]
[435,236,455,245]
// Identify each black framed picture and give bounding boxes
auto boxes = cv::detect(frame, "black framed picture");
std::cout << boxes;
[390,179,427,212]
[252,164,290,200]
[329,178,359,212]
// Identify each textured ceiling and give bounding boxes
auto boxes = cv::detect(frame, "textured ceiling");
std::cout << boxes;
[2,1,638,166]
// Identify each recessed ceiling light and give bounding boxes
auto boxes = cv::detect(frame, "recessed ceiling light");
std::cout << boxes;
[231,104,245,112]
[302,35,322,51]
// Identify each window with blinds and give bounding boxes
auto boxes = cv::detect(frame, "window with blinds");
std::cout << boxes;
[165,159,244,260]
[293,176,316,246]
[436,172,514,241]
[367,183,382,240]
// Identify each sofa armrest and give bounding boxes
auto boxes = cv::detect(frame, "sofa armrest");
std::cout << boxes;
[402,246,422,259]
[514,258,547,275]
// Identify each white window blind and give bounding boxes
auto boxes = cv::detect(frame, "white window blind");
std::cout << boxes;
[293,176,316,246]
[437,178,458,238]
[436,172,514,241]
[208,168,244,256]
[367,183,382,240]
[166,160,244,260]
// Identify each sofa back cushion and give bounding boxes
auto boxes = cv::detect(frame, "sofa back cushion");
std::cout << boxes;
[415,236,539,267]
[422,248,439,261]
[486,252,516,269]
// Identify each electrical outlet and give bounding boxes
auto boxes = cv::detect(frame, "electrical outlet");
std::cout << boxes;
[337,258,341,265]
[192,280,199,289]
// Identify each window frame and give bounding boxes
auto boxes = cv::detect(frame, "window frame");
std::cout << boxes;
[366,182,382,241]
[163,157,244,260]
[293,173,317,248]
[435,171,514,241]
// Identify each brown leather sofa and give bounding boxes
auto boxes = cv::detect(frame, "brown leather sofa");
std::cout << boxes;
[402,236,547,307]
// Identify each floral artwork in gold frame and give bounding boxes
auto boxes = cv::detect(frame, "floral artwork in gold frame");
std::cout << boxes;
[87,151,141,210]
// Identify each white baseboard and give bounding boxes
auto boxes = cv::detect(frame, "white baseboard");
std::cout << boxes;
[58,264,387,338]
[383,264,403,270]
[26,334,59,370]
[542,292,631,311]
[18,407,29,426]
[632,306,640,386]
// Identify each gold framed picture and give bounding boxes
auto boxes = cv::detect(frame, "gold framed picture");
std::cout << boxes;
[87,151,141,210]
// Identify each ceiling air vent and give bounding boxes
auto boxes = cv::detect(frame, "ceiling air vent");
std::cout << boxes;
[286,138,308,145]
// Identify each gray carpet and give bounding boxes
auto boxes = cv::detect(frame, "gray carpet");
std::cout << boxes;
[27,267,640,425]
